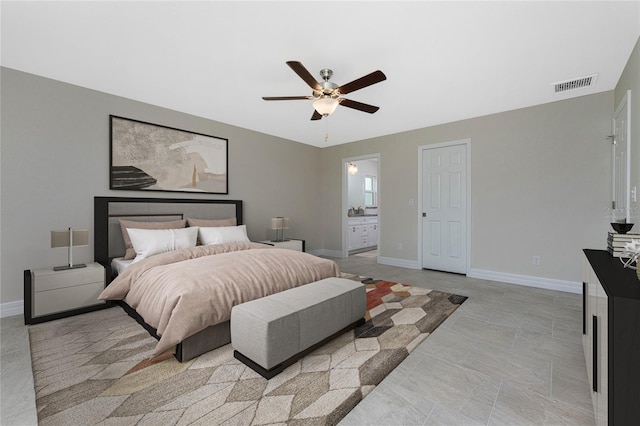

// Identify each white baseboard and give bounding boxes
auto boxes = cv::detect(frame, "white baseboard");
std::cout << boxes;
[377,256,421,269]
[372,257,580,294]
[468,268,581,294]
[0,300,24,318]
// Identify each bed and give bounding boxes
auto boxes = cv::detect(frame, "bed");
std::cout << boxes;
[94,196,341,361]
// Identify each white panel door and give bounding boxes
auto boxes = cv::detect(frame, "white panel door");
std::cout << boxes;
[422,144,467,273]
[612,91,631,222]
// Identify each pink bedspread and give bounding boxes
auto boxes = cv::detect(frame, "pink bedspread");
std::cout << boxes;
[99,242,341,356]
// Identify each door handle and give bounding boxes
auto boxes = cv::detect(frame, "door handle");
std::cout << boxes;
[593,315,598,392]
[422,212,427,217]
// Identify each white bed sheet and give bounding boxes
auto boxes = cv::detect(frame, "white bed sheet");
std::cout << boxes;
[111,257,133,276]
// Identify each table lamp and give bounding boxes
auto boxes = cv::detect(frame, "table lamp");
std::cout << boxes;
[271,217,290,242]
[51,228,89,271]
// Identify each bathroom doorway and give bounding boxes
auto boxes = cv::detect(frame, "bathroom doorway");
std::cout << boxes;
[342,154,380,258]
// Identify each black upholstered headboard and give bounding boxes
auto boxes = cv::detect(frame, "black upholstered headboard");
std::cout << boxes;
[94,196,243,281]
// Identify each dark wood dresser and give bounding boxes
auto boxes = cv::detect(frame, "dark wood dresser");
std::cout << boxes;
[583,249,640,425]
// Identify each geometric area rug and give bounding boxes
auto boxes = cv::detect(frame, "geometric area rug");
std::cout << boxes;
[29,279,467,426]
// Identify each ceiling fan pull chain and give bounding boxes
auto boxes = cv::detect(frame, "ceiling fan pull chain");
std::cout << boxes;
[325,117,329,142]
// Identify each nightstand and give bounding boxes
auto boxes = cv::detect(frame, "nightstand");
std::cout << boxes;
[258,239,305,252]
[24,262,108,324]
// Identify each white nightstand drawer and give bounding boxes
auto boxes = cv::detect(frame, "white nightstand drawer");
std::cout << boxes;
[258,239,305,252]
[25,262,107,324]
[34,281,105,317]
[34,263,104,292]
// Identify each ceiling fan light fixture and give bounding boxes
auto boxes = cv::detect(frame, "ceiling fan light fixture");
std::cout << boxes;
[313,97,339,116]
[263,61,385,121]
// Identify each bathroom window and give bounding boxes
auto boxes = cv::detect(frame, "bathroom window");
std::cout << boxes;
[364,175,377,207]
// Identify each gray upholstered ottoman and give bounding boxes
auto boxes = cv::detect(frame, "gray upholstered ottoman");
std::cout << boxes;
[231,277,366,378]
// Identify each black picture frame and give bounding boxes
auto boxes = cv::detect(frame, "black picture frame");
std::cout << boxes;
[109,115,229,194]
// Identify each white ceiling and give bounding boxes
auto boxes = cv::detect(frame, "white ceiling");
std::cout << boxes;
[2,1,639,147]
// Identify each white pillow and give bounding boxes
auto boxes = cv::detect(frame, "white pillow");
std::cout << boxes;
[127,227,198,263]
[199,225,250,245]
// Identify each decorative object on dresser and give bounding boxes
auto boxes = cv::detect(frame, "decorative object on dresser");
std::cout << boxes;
[606,231,640,258]
[582,249,640,425]
[258,238,305,252]
[110,115,228,194]
[50,227,89,270]
[270,216,290,241]
[24,262,106,324]
[610,222,634,234]
[617,239,640,270]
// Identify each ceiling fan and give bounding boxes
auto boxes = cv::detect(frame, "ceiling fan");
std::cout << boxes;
[262,61,386,120]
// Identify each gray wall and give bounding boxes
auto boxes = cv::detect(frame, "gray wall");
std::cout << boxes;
[320,91,614,283]
[0,67,322,304]
[615,36,640,225]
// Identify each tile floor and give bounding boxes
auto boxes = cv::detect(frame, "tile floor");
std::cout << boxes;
[335,255,594,425]
[0,255,594,425]
[1,314,37,425]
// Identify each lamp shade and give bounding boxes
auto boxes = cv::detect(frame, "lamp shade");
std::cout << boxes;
[312,97,339,116]
[348,162,358,175]
[271,217,290,230]
[51,229,89,248]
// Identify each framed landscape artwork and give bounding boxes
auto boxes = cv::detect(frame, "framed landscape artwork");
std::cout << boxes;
[110,115,228,194]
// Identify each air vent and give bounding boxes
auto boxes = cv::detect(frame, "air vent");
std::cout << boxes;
[552,73,598,93]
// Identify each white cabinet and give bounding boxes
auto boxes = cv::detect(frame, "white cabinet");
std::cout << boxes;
[360,221,369,247]
[348,219,362,250]
[24,262,106,324]
[347,217,378,251]
[367,222,379,246]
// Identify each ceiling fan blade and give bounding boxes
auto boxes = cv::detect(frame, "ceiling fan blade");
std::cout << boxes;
[286,61,322,91]
[262,96,313,101]
[339,98,380,114]
[337,70,386,95]
[311,110,323,120]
